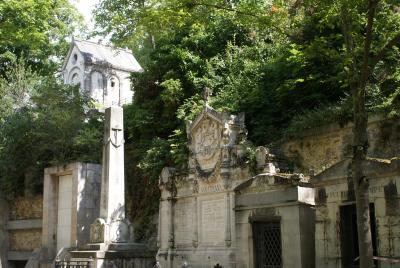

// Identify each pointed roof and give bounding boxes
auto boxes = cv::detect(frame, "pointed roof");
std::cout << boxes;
[63,39,143,73]
[188,105,223,134]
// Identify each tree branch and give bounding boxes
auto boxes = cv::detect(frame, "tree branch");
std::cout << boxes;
[360,0,378,87]
[175,2,293,39]
[340,3,358,87]
[370,32,400,70]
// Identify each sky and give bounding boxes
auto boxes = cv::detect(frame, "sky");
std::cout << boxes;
[69,0,100,33]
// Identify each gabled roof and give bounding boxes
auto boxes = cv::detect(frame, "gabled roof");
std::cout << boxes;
[188,105,223,134]
[312,157,400,184]
[62,39,143,73]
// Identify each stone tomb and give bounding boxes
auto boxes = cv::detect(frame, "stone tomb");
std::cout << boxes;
[41,163,101,263]
[157,105,315,268]
[313,158,400,268]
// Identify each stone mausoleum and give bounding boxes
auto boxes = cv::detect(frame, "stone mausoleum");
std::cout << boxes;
[157,104,315,268]
[62,38,143,109]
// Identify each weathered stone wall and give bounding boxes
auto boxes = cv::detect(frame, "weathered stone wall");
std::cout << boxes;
[314,173,400,268]
[8,196,43,221]
[282,115,400,173]
[0,195,43,268]
[8,230,41,251]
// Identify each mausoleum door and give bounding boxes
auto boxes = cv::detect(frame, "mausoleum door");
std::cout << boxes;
[252,220,282,268]
[340,203,377,268]
[57,174,73,251]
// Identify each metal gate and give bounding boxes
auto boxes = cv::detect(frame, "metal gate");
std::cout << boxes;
[253,221,282,268]
[55,260,93,268]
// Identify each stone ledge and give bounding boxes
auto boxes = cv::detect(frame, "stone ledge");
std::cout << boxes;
[7,251,32,260]
[7,219,42,230]
[70,243,155,260]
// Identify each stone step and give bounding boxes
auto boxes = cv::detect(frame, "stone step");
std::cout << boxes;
[77,243,101,251]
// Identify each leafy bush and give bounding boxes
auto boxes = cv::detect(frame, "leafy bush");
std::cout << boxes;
[0,60,102,197]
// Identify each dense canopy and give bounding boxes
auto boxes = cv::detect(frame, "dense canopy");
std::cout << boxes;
[1,1,400,252]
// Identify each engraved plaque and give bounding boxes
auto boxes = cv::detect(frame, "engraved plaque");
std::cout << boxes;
[200,198,225,244]
[174,199,193,245]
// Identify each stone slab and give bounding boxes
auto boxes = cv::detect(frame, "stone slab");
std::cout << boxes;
[7,219,42,230]
[236,187,294,207]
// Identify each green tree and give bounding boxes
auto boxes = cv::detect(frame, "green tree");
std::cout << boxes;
[94,0,313,239]
[295,1,400,266]
[340,0,400,266]
[0,60,102,197]
[95,0,400,252]
[0,0,83,75]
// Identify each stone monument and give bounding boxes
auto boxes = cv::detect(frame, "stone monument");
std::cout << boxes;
[97,106,131,243]
[69,106,154,268]
[157,102,315,268]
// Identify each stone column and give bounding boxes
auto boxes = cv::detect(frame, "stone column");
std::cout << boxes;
[168,197,174,248]
[225,192,231,247]
[167,196,175,268]
[192,197,198,248]
[90,106,133,244]
[157,204,162,248]
[100,106,125,222]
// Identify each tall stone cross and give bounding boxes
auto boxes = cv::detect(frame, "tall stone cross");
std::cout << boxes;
[100,106,126,227]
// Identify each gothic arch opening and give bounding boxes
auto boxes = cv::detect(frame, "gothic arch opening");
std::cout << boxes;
[90,71,105,104]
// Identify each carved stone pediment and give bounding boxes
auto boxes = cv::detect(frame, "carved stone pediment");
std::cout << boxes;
[192,116,222,171]
[186,106,248,185]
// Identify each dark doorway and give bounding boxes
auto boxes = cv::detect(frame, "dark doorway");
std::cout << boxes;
[252,221,282,268]
[340,203,377,268]
[9,260,27,268]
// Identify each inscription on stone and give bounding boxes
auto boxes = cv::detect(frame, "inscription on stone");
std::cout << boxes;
[199,183,223,193]
[326,185,384,200]
[174,200,193,245]
[201,199,225,243]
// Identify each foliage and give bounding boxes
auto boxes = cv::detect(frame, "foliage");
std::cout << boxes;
[93,0,400,242]
[285,98,353,137]
[0,60,102,197]
[0,0,84,75]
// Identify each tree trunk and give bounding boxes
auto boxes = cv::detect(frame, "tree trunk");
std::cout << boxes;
[350,1,378,266]
[352,84,374,268]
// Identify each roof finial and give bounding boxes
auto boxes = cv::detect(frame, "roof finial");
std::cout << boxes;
[203,87,212,106]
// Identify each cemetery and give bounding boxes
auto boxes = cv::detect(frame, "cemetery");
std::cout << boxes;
[1,1,400,268]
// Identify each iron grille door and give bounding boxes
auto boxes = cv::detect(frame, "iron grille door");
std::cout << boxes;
[55,260,93,268]
[253,221,282,268]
